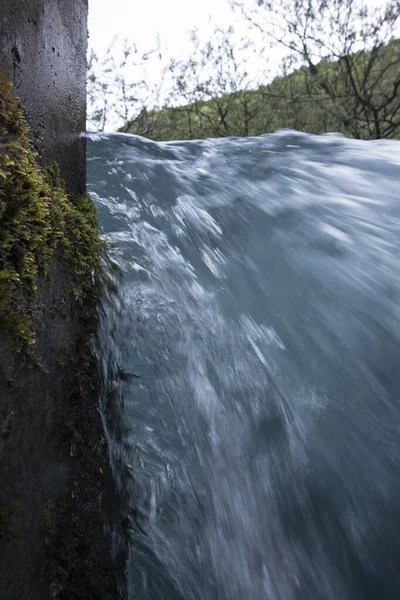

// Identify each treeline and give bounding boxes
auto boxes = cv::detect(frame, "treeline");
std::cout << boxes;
[88,0,400,141]
[122,40,400,141]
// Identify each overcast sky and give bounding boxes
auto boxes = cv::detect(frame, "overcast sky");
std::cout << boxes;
[89,0,394,58]
[88,0,396,130]
[88,0,260,129]
[88,0,236,59]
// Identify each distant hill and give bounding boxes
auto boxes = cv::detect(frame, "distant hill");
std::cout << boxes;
[122,39,400,141]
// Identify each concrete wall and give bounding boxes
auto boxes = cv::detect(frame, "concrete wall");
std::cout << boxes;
[0,3,126,599]
[0,0,88,194]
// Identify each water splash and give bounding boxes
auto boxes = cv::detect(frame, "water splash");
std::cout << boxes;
[88,131,400,600]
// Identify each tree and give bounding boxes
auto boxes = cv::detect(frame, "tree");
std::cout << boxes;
[230,0,400,139]
[87,37,172,133]
[126,26,279,140]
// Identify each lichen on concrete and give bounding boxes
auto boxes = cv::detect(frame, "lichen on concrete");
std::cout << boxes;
[0,72,104,347]
[0,71,128,599]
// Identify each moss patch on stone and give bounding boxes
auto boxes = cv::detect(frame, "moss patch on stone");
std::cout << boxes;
[0,73,128,599]
[0,72,105,347]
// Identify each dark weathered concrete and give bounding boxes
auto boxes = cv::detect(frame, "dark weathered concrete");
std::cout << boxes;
[0,0,88,194]
[0,262,82,600]
[0,259,125,600]
[0,2,127,599]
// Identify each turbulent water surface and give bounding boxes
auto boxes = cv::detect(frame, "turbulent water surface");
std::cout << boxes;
[88,131,400,600]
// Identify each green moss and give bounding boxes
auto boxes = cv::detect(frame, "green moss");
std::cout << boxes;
[0,504,18,543]
[0,504,17,528]
[0,72,105,347]
[42,501,56,533]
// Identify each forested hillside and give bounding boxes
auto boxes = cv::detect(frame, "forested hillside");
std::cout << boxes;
[123,39,400,141]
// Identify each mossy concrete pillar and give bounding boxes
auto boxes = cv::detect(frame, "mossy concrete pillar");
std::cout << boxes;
[0,3,118,600]
[0,0,88,194]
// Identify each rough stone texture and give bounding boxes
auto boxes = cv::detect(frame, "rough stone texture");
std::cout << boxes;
[0,2,127,599]
[0,262,81,600]
[0,257,125,600]
[0,0,87,194]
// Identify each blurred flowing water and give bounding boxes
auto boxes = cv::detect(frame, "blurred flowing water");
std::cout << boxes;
[87,131,400,600]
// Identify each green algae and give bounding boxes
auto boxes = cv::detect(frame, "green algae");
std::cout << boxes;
[0,504,18,544]
[0,73,105,347]
[41,501,56,534]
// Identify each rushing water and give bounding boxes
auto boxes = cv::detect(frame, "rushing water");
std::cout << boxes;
[88,131,400,600]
